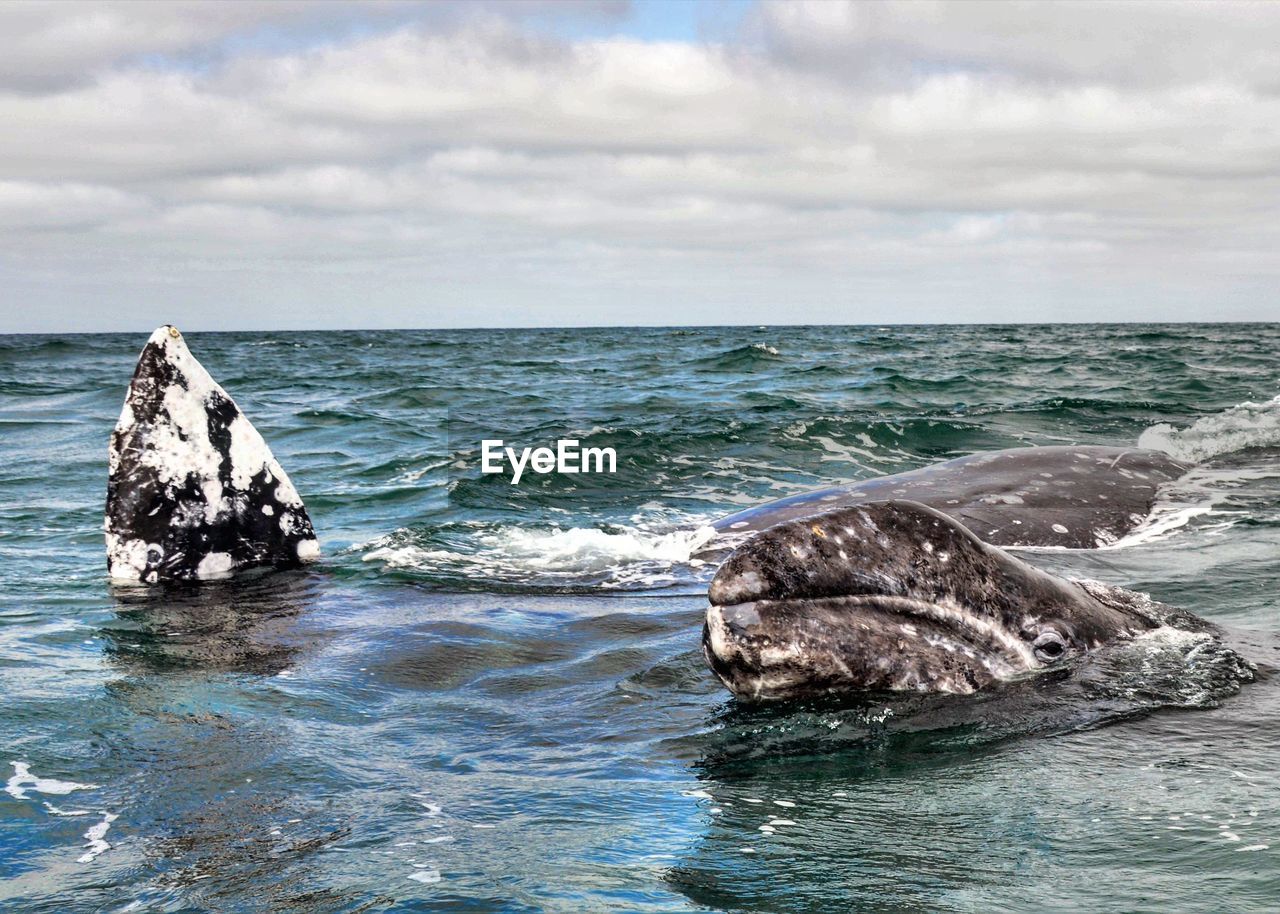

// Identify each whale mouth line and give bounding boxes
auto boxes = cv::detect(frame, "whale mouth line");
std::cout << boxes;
[704,589,1045,701]
[715,592,1038,670]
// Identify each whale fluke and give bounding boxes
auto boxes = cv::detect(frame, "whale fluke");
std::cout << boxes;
[105,325,319,583]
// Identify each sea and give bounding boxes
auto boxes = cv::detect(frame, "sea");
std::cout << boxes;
[2,324,1280,912]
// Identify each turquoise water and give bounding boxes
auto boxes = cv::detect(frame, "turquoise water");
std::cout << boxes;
[3,324,1280,911]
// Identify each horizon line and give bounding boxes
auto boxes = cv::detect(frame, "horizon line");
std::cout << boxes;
[4,318,1279,337]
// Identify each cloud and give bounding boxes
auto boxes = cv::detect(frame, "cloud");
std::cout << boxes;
[753,0,1280,91]
[0,0,1278,330]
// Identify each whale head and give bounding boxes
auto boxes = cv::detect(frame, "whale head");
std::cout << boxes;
[703,500,1151,701]
[105,325,319,584]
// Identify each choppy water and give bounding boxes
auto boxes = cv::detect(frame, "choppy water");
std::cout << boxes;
[3,324,1280,912]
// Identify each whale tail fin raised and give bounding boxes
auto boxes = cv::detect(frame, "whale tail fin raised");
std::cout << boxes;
[105,325,319,584]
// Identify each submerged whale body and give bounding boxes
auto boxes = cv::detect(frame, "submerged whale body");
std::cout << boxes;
[714,445,1192,549]
[105,326,318,583]
[703,500,1175,702]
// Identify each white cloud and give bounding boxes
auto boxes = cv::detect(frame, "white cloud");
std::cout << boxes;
[0,180,150,229]
[0,0,1278,330]
[753,0,1280,91]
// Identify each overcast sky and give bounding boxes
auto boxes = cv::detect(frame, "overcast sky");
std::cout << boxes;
[2,0,1278,332]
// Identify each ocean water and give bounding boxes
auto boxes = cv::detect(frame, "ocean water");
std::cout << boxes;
[2,324,1280,912]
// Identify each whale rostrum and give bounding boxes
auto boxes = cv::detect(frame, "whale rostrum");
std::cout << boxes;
[105,326,319,583]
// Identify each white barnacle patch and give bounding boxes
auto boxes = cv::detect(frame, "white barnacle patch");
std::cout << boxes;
[273,474,305,508]
[196,552,234,579]
[105,534,150,581]
[228,414,273,489]
[1052,523,1070,534]
[711,569,763,606]
[704,605,738,665]
[296,539,320,562]
[201,477,226,522]
[115,402,136,435]
[147,377,224,491]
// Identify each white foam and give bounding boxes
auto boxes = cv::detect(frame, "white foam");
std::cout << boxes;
[362,519,716,589]
[1100,503,1214,550]
[44,802,92,816]
[1097,457,1280,550]
[77,811,118,863]
[1139,394,1280,463]
[5,762,97,800]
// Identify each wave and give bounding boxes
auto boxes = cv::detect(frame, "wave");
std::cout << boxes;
[690,343,782,371]
[1139,395,1280,463]
[360,516,718,591]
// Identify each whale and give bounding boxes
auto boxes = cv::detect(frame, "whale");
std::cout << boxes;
[712,445,1192,549]
[702,499,1171,701]
[105,326,319,583]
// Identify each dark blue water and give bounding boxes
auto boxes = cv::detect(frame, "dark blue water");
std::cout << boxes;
[3,325,1280,911]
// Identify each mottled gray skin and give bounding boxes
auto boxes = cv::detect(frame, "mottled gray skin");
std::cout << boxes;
[703,500,1156,702]
[714,446,1192,549]
[105,326,319,584]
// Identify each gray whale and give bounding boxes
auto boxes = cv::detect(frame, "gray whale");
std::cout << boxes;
[105,326,319,583]
[703,499,1165,702]
[713,445,1191,549]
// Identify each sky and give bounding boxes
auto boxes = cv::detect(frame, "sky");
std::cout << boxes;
[1,0,1278,332]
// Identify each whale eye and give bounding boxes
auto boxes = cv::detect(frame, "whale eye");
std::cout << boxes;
[1032,630,1067,661]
